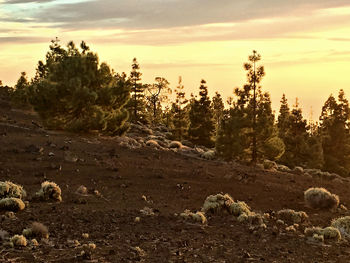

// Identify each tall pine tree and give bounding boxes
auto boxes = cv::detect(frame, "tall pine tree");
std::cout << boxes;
[188,79,215,147]
[171,77,189,140]
[319,90,350,176]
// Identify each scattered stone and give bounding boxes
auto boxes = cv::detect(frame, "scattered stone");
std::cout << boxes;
[64,151,79,163]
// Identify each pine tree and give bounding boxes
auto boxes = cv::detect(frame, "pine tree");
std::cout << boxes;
[171,77,189,140]
[212,91,225,134]
[128,58,148,123]
[145,77,171,124]
[29,39,130,135]
[244,50,266,163]
[277,94,290,138]
[11,72,31,107]
[319,90,350,176]
[188,79,215,147]
[216,51,281,162]
[278,98,323,168]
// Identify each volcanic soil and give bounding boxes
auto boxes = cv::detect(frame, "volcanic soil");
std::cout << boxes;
[1,95,350,262]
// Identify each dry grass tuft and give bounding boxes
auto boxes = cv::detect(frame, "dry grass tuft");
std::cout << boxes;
[0,197,25,212]
[277,209,308,224]
[10,235,27,247]
[201,193,234,214]
[0,181,26,199]
[36,181,62,202]
[304,187,339,210]
[331,216,350,239]
[180,210,207,224]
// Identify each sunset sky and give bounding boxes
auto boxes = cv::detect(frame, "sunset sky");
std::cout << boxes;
[1,0,350,119]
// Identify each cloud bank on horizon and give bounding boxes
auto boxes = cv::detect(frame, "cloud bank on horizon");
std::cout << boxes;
[1,0,350,45]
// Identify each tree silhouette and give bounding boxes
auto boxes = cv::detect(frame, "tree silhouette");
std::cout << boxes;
[244,50,265,163]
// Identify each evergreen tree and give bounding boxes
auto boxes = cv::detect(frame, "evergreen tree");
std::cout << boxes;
[171,77,189,140]
[319,90,350,176]
[277,94,290,138]
[12,72,31,106]
[278,97,323,168]
[128,58,148,123]
[29,39,130,135]
[145,77,171,124]
[212,91,225,134]
[243,50,266,163]
[216,51,282,162]
[188,79,215,147]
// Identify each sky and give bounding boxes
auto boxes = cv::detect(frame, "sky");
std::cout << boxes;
[1,0,350,119]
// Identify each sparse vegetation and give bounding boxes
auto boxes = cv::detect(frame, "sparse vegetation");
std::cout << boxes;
[36,181,62,202]
[0,181,26,199]
[81,243,96,260]
[180,210,207,224]
[0,197,25,211]
[331,216,350,239]
[10,235,27,247]
[304,187,339,210]
[201,194,234,214]
[305,226,341,242]
[276,209,308,224]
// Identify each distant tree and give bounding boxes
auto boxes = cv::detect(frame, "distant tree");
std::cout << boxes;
[216,106,250,160]
[171,76,189,140]
[145,77,171,124]
[188,79,215,147]
[319,90,350,176]
[277,94,290,138]
[11,72,31,107]
[212,91,225,134]
[216,51,281,162]
[277,97,323,168]
[128,58,148,123]
[29,39,130,135]
[243,50,266,163]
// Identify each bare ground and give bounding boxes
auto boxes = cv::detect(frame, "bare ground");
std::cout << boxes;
[1,99,350,262]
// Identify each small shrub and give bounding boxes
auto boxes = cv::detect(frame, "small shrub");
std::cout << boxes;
[201,193,234,214]
[31,239,39,247]
[229,201,251,217]
[304,187,339,210]
[285,225,296,232]
[169,141,182,149]
[145,140,160,148]
[331,216,350,239]
[322,227,341,241]
[201,150,215,160]
[81,243,96,260]
[293,166,304,174]
[276,209,308,224]
[305,226,342,242]
[76,185,88,195]
[10,235,27,247]
[0,198,25,211]
[180,210,207,224]
[31,222,49,239]
[263,160,277,170]
[276,164,291,173]
[0,181,26,199]
[313,233,324,242]
[36,181,62,202]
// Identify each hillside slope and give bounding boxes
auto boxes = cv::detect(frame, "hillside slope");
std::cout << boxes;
[1,99,350,262]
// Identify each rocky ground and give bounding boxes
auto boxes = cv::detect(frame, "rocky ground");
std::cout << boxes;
[1,94,350,262]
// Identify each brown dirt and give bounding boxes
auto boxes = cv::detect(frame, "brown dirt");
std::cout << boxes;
[1,100,350,262]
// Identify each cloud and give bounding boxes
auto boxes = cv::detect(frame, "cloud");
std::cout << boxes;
[0,36,50,44]
[3,0,53,3]
[19,0,350,30]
